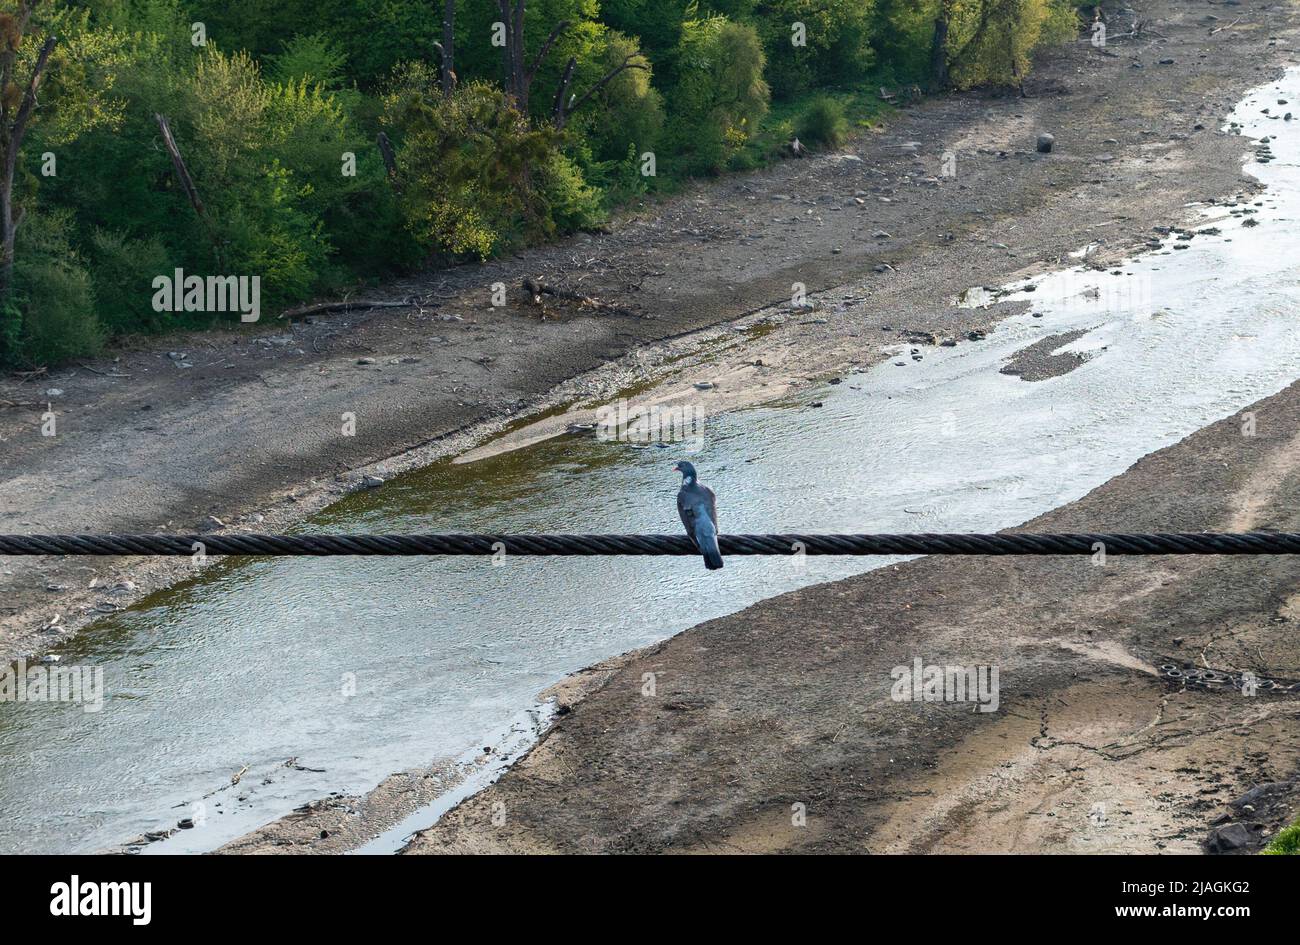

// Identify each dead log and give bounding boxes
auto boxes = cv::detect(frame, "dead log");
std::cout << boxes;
[522,278,638,317]
[278,298,414,320]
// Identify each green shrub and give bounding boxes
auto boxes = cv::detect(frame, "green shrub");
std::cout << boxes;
[1263,821,1300,855]
[7,212,102,367]
[385,79,559,259]
[538,153,606,235]
[748,0,876,100]
[665,15,770,175]
[267,33,348,88]
[87,229,174,335]
[797,96,848,148]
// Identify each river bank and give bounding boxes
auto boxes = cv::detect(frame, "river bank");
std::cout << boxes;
[404,378,1300,854]
[2,0,1289,667]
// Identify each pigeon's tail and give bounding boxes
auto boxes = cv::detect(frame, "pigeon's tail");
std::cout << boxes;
[694,517,724,571]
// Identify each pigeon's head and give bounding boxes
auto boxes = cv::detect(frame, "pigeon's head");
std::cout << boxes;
[672,461,698,484]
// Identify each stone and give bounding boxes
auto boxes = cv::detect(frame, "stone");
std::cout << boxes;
[1208,822,1251,852]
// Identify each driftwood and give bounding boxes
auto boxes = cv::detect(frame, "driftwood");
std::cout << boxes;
[278,298,413,320]
[522,278,637,317]
[78,364,132,378]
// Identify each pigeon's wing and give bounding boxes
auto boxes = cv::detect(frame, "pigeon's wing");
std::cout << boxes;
[677,488,697,544]
[702,484,718,531]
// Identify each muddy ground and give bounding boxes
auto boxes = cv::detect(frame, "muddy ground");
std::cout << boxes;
[3,0,1292,665]
[405,383,1300,855]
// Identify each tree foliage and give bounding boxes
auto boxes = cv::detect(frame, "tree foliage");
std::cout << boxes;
[1,0,1080,366]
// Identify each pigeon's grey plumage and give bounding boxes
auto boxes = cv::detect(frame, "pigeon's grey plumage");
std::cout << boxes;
[674,461,723,570]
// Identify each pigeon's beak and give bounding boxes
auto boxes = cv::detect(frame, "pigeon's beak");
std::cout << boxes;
[671,464,680,472]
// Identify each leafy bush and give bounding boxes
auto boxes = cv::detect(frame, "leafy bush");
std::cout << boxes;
[538,152,606,234]
[797,96,848,148]
[385,79,558,259]
[665,15,769,175]
[949,0,1079,90]
[1263,821,1300,855]
[87,229,174,335]
[746,0,876,100]
[8,212,102,366]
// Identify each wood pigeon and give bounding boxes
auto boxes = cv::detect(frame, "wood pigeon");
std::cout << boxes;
[674,461,723,570]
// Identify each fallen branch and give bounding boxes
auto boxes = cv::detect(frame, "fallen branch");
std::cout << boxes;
[78,364,132,378]
[522,278,638,317]
[278,299,414,320]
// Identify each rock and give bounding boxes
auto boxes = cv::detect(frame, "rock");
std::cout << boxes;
[1036,133,1055,154]
[1230,781,1294,812]
[356,357,377,365]
[177,818,195,830]
[45,388,63,397]
[1158,58,1175,65]
[871,230,892,239]
[360,475,385,489]
[693,381,715,390]
[1207,822,1251,852]
[41,654,60,664]
[967,330,986,341]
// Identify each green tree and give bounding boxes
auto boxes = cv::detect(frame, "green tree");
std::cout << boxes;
[665,15,768,175]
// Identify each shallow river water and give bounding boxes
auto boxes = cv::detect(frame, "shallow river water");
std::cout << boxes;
[3,71,1300,854]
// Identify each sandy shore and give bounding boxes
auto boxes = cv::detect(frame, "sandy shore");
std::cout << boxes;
[4,0,1299,853]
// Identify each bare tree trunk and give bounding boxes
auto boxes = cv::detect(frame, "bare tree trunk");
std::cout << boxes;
[496,0,570,115]
[435,0,456,99]
[929,3,952,89]
[376,131,400,185]
[552,56,576,128]
[155,114,205,217]
[555,53,648,127]
[0,2,55,302]
[155,113,223,268]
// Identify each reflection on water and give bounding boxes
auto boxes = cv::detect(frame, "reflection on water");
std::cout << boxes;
[4,70,1300,854]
